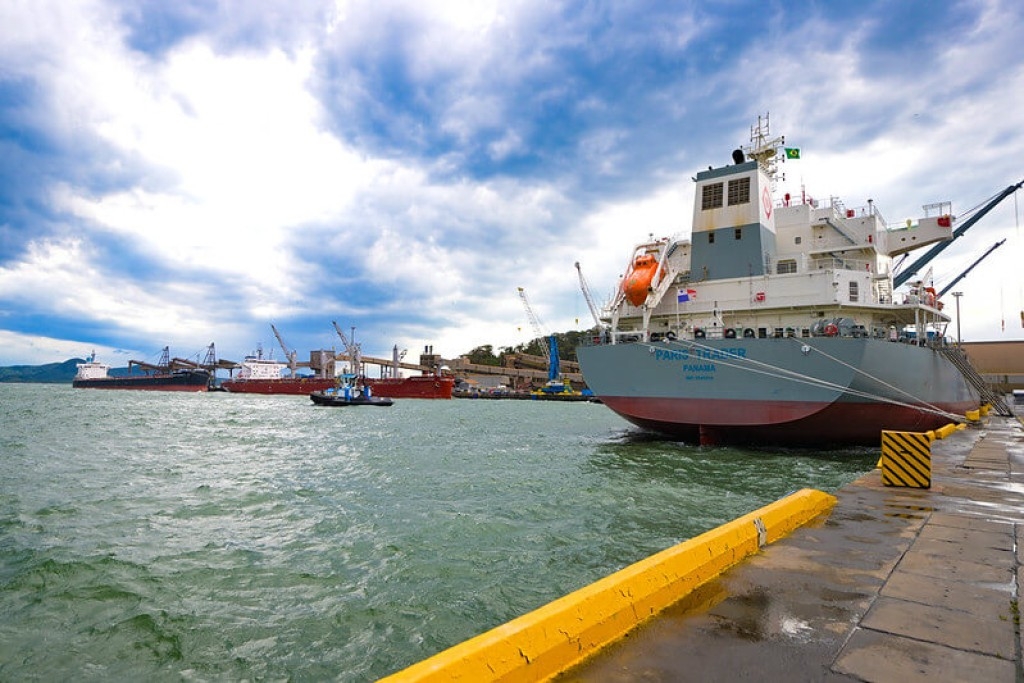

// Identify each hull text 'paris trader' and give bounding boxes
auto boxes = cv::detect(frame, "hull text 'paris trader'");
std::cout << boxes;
[576,116,1020,446]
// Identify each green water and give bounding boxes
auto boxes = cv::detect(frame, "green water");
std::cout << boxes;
[0,384,875,681]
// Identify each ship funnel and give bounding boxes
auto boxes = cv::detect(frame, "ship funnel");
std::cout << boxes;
[731,149,745,164]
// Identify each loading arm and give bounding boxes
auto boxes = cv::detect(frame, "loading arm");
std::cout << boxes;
[270,324,298,378]
[574,262,603,328]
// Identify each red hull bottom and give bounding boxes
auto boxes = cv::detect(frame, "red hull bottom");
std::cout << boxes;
[604,396,976,447]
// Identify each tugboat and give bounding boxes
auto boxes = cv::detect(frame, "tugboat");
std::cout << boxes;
[310,335,394,406]
[310,374,394,407]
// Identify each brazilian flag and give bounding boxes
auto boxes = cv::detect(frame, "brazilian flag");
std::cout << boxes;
[785,147,801,159]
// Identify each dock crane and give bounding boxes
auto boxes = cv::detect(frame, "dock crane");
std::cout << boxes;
[574,261,603,329]
[270,324,298,378]
[331,321,362,376]
[517,287,563,390]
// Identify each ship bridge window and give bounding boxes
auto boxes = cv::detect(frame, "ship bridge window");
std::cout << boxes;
[702,183,724,210]
[849,281,859,302]
[777,259,797,274]
[727,177,751,206]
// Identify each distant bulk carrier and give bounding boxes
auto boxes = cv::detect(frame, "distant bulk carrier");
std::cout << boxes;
[73,347,211,391]
[576,115,1019,446]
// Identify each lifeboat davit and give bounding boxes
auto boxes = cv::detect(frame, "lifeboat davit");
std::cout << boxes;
[622,254,661,307]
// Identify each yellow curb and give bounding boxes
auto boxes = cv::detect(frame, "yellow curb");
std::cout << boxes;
[379,489,837,683]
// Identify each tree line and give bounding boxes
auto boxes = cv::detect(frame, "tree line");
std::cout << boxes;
[461,328,599,366]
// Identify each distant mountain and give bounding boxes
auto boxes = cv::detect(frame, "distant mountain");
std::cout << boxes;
[0,359,136,383]
[0,358,83,383]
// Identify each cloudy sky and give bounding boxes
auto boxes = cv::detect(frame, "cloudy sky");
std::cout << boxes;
[1,0,1022,369]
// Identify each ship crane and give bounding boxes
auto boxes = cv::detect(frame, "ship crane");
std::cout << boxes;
[937,239,1006,298]
[332,321,362,375]
[574,261,604,329]
[894,179,1023,288]
[270,324,298,378]
[517,286,562,388]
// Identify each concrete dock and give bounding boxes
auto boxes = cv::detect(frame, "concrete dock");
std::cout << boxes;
[563,414,1024,682]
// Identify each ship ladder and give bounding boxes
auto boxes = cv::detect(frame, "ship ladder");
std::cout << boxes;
[939,346,1013,416]
[821,217,859,246]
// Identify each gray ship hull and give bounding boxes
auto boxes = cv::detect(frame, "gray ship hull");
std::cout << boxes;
[576,337,978,445]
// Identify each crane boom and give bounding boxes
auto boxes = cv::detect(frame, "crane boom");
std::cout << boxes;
[937,239,1006,298]
[517,287,550,363]
[270,324,297,378]
[894,180,1023,288]
[574,261,603,328]
[332,321,362,374]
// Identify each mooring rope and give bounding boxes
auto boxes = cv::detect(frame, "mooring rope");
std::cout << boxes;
[642,337,963,422]
[785,336,962,420]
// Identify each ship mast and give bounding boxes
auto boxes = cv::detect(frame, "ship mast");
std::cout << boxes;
[741,113,785,189]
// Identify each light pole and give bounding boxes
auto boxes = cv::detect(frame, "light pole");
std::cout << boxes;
[952,291,963,346]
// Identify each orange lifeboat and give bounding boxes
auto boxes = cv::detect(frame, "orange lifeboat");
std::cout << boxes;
[621,254,661,307]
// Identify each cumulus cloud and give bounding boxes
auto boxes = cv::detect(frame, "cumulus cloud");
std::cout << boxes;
[1,0,1023,366]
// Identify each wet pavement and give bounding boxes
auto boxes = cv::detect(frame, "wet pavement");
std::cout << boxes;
[562,415,1024,682]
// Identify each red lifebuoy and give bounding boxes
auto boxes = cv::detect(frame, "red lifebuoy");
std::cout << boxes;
[824,323,839,337]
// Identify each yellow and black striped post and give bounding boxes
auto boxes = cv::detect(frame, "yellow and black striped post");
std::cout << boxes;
[880,430,931,488]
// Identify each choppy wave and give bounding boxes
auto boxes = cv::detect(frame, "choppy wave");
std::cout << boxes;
[0,385,874,680]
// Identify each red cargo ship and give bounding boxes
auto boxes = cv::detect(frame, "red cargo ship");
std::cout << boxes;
[222,374,453,398]
[221,344,454,398]
[366,374,454,399]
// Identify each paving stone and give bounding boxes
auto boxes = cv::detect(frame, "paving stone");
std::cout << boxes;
[833,628,1015,683]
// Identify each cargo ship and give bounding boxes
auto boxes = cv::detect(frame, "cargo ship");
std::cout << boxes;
[72,348,211,391]
[576,116,1018,446]
[219,349,335,394]
[221,343,454,398]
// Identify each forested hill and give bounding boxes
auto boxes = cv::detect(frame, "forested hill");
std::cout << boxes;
[0,359,84,383]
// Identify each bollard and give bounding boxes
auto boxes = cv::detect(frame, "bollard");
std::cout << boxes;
[880,430,931,488]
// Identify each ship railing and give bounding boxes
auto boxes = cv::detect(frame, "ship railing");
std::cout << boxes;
[808,256,873,272]
[818,196,887,226]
